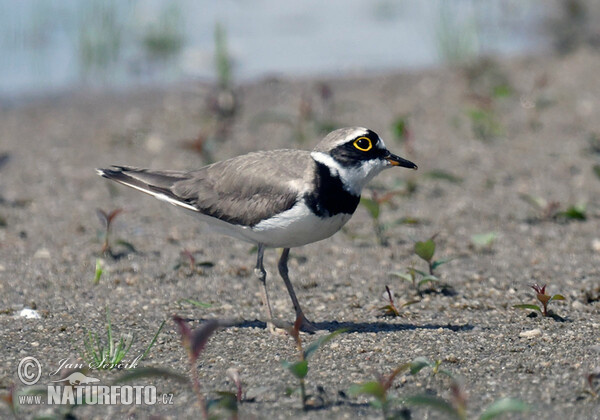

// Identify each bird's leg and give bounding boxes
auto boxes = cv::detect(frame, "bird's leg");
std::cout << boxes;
[278,248,318,333]
[255,244,276,333]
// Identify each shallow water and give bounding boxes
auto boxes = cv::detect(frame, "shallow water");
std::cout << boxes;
[1,0,554,98]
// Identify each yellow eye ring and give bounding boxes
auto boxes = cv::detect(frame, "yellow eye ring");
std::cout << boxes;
[353,136,372,152]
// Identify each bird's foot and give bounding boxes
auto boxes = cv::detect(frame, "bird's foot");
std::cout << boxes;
[298,315,319,334]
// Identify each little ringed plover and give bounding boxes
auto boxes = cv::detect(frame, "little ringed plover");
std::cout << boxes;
[97,127,417,332]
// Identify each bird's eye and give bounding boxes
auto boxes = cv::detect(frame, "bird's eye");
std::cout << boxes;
[353,136,372,152]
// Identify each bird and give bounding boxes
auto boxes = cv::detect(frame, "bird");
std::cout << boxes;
[97,127,417,332]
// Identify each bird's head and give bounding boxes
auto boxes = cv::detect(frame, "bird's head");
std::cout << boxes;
[311,127,417,195]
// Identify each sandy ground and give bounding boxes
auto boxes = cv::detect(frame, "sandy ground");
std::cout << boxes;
[1,48,600,419]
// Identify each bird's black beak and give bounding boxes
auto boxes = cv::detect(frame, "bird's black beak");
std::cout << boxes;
[385,152,418,170]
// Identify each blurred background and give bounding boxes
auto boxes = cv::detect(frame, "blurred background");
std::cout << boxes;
[2,0,599,101]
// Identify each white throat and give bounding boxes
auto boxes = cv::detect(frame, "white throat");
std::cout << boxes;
[311,151,388,196]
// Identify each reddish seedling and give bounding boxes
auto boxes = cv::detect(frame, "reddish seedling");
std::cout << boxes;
[513,283,565,317]
[379,285,418,317]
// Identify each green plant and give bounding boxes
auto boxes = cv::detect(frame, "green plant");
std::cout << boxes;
[556,204,587,221]
[282,315,346,410]
[141,3,184,59]
[405,368,528,420]
[390,267,439,296]
[415,235,451,276]
[513,284,565,317]
[96,208,122,254]
[379,285,418,317]
[467,107,503,141]
[93,258,103,284]
[81,307,165,370]
[214,22,232,90]
[96,208,136,257]
[519,194,587,222]
[78,0,123,75]
[349,357,442,419]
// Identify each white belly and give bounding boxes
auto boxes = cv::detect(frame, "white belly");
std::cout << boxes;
[196,201,353,248]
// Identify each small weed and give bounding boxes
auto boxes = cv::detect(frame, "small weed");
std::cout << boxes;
[415,235,451,276]
[282,315,346,410]
[519,194,587,222]
[406,381,528,420]
[466,107,503,141]
[513,283,565,318]
[141,3,184,59]
[396,360,528,420]
[93,258,103,284]
[379,285,419,317]
[81,307,165,370]
[96,208,136,258]
[348,357,442,419]
[390,268,439,296]
[556,204,587,221]
[214,22,232,90]
[173,249,215,276]
[172,316,237,417]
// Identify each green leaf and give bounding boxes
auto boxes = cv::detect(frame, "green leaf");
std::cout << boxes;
[93,259,103,285]
[431,258,453,270]
[593,164,600,180]
[380,304,400,317]
[392,116,409,141]
[115,239,137,253]
[405,395,461,419]
[492,84,512,98]
[415,239,435,262]
[390,272,414,282]
[513,304,542,313]
[282,360,308,379]
[479,397,528,420]
[550,294,565,301]
[113,367,188,384]
[418,275,439,288]
[348,381,386,402]
[557,204,586,220]
[409,357,433,375]
[209,392,238,412]
[471,232,498,248]
[304,328,347,360]
[360,197,380,220]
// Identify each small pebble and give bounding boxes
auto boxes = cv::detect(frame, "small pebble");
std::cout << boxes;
[519,328,542,339]
[19,308,41,319]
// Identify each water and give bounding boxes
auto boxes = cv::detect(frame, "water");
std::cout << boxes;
[1,0,555,99]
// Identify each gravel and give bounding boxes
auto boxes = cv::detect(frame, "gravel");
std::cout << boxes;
[1,48,599,419]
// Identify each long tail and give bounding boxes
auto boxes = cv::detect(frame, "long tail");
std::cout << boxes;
[96,166,199,212]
